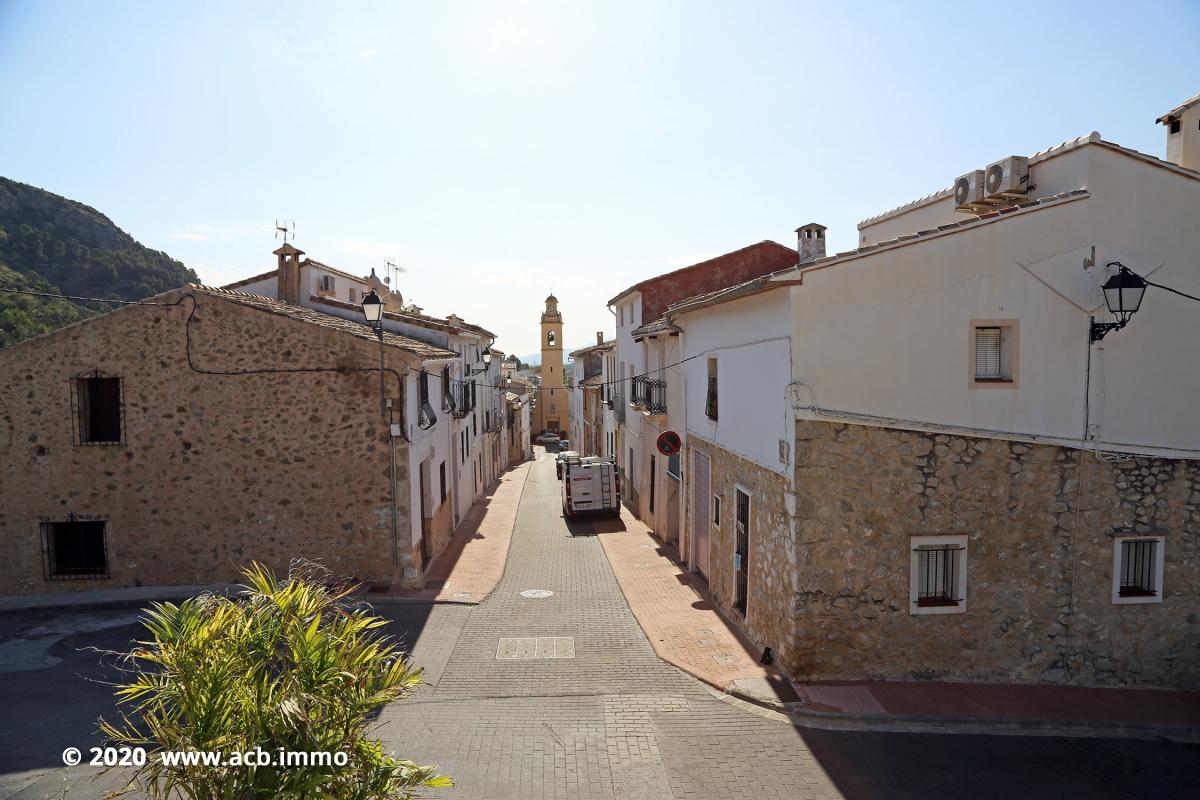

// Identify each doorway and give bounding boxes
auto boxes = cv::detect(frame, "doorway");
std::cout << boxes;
[419,459,432,568]
[692,451,710,578]
[734,487,750,616]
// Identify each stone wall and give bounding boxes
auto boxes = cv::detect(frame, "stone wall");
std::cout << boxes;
[0,292,420,595]
[791,419,1200,689]
[687,434,795,668]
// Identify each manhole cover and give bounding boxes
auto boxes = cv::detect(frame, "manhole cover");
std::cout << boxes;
[520,589,554,598]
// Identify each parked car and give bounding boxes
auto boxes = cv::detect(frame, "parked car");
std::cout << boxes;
[535,432,559,445]
[555,450,580,479]
[558,438,571,451]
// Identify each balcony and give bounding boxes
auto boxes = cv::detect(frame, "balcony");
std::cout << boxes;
[451,383,474,418]
[631,376,666,416]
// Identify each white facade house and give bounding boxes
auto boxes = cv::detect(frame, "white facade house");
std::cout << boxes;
[654,97,1200,689]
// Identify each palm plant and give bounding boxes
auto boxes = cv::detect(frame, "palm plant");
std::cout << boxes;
[100,562,450,799]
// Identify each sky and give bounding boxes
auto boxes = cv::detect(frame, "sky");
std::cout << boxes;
[2,0,1198,358]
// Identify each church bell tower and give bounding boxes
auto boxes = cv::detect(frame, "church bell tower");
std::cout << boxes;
[538,294,565,433]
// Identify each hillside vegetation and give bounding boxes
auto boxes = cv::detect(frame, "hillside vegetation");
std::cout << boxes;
[0,176,197,347]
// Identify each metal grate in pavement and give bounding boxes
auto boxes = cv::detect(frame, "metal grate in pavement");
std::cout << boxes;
[497,636,576,659]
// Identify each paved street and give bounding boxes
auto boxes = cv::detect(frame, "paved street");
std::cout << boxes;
[1,453,1199,799]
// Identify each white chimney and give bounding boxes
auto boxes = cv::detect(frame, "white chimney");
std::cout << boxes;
[1157,92,1200,172]
[596,331,604,346]
[796,223,827,264]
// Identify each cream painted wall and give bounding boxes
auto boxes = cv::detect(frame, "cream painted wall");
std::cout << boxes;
[790,149,1200,457]
[678,290,793,476]
[858,144,1093,246]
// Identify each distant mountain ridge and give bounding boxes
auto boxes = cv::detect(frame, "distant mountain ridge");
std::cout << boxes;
[0,177,197,347]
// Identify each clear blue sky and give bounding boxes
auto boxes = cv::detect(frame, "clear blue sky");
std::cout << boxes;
[2,0,1197,358]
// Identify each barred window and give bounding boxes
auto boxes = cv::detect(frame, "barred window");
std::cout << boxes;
[1113,536,1164,605]
[42,519,109,580]
[909,535,968,614]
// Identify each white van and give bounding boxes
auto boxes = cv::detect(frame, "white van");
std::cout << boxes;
[561,457,620,518]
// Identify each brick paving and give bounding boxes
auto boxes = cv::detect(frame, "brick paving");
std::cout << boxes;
[378,451,842,799]
[381,461,530,603]
[594,504,793,699]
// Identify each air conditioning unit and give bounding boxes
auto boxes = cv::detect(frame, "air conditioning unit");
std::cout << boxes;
[954,170,986,208]
[984,156,1030,197]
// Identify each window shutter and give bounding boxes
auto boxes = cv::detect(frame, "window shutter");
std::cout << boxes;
[975,327,1002,379]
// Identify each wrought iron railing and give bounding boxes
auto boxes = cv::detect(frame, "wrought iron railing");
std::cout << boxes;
[630,376,666,415]
[630,376,648,407]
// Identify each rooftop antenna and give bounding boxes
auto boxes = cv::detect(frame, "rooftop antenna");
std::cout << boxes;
[383,257,407,287]
[275,219,295,244]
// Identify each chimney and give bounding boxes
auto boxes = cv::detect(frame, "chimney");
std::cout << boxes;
[596,331,604,346]
[272,243,305,303]
[795,223,827,264]
[1157,92,1200,172]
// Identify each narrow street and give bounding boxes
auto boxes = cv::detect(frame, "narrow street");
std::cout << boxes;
[1,453,1198,800]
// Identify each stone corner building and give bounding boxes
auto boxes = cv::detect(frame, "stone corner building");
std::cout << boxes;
[0,283,458,596]
[614,95,1200,691]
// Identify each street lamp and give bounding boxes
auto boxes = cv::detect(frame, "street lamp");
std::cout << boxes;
[360,290,387,416]
[468,345,493,375]
[1090,265,1148,342]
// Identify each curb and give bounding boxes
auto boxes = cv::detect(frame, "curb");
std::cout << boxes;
[721,685,1200,742]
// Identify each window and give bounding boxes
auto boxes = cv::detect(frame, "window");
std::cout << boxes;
[319,274,335,293]
[548,331,557,346]
[74,375,123,444]
[619,306,624,326]
[970,320,1018,386]
[419,370,430,404]
[705,357,718,420]
[1169,119,1181,134]
[349,287,357,303]
[909,535,968,615]
[649,455,656,513]
[42,519,108,579]
[667,452,681,479]
[712,494,721,527]
[439,462,447,504]
[1112,536,1164,604]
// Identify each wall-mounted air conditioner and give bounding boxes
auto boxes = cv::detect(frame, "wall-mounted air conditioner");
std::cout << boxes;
[954,170,986,209]
[984,156,1030,197]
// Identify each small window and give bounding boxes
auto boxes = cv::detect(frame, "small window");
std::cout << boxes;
[74,375,123,445]
[319,274,335,293]
[419,371,430,404]
[1112,536,1164,604]
[970,321,1018,386]
[1169,119,1181,134]
[909,535,968,615]
[42,519,109,580]
[349,287,358,303]
[712,494,721,527]
[439,462,447,504]
[548,331,557,347]
[705,357,719,420]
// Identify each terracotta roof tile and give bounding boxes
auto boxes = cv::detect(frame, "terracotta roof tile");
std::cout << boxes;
[186,285,458,360]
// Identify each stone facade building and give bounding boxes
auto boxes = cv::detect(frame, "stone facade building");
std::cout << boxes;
[0,284,457,595]
[622,95,1200,690]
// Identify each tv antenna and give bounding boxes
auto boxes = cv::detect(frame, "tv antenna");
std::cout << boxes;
[275,219,295,244]
[383,258,407,286]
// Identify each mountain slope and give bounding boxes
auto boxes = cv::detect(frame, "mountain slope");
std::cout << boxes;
[0,177,197,347]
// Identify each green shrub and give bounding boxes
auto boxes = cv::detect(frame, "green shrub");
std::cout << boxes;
[101,563,450,799]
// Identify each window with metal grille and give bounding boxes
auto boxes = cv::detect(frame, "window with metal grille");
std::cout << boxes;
[74,376,123,445]
[974,327,1002,380]
[909,535,967,614]
[42,519,109,579]
[915,546,961,606]
[1119,539,1158,597]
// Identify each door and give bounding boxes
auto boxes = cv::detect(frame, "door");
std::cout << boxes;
[419,460,432,568]
[734,488,750,616]
[692,451,710,578]
[649,455,656,514]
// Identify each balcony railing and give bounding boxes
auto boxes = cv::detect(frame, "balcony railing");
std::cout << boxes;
[630,376,666,416]
[451,383,474,418]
